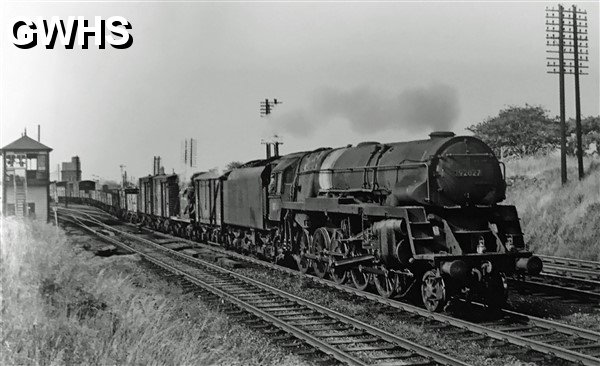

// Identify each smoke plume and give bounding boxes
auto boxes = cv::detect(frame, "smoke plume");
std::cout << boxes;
[271,83,459,138]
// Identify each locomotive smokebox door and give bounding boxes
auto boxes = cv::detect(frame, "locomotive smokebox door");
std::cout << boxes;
[433,137,506,206]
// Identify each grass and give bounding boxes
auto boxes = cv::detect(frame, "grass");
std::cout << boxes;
[0,218,308,366]
[504,154,600,261]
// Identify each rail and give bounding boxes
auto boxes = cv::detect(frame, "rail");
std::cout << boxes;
[58,206,600,366]
[58,209,468,366]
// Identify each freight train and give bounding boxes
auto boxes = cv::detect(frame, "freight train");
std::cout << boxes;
[54,132,543,312]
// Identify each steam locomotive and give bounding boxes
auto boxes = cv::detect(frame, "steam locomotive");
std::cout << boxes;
[67,132,544,312]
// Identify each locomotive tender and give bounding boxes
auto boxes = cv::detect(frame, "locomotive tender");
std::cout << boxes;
[79,132,544,312]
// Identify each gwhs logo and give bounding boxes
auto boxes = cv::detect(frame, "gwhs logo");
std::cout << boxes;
[12,16,133,49]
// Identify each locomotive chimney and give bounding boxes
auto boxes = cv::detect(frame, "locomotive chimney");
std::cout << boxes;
[429,131,456,139]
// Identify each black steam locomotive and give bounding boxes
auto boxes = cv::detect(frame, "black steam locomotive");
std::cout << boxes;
[91,132,544,311]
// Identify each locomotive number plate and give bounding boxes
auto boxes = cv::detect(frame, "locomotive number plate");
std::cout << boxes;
[454,169,482,177]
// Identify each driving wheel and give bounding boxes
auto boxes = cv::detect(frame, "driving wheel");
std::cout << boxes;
[421,269,447,312]
[295,229,311,274]
[374,267,399,298]
[312,227,331,279]
[329,230,348,284]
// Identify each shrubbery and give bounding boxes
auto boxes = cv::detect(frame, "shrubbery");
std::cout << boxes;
[468,105,599,158]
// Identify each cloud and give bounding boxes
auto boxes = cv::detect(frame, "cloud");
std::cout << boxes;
[270,83,460,138]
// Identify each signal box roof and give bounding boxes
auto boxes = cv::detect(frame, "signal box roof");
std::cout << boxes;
[1,135,52,152]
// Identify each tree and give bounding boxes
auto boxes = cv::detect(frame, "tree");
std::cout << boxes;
[225,161,244,171]
[567,116,600,155]
[567,115,600,135]
[467,105,560,157]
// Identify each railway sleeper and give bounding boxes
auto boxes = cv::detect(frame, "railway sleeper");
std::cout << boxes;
[255,302,297,308]
[316,331,366,338]
[262,306,304,312]
[457,334,487,342]
[494,325,533,332]
[270,310,315,317]
[237,294,279,301]
[279,315,325,321]
[290,319,340,327]
[518,330,558,338]
[369,352,415,360]
[307,325,353,332]
[326,337,380,345]
[340,344,398,352]
[250,299,292,305]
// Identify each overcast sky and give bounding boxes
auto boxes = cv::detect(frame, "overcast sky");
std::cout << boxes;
[2,1,598,182]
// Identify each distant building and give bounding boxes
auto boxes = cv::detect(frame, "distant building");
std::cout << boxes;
[61,156,81,182]
[1,133,52,221]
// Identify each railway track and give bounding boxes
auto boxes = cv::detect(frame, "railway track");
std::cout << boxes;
[58,209,469,366]
[509,255,600,303]
[540,255,600,281]
[57,206,600,366]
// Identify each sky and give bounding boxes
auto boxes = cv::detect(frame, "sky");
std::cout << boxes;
[1,1,599,182]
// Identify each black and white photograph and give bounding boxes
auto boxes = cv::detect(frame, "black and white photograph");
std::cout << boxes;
[1,1,599,365]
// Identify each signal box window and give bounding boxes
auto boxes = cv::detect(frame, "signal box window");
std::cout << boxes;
[27,157,37,170]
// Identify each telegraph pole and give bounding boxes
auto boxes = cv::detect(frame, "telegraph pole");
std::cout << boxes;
[571,5,588,179]
[546,5,589,183]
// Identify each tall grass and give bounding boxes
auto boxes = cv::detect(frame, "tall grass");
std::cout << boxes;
[0,219,307,366]
[504,155,600,261]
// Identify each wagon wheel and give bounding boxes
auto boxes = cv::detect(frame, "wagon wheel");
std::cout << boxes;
[183,225,191,239]
[295,229,311,274]
[312,227,331,279]
[223,232,232,249]
[421,269,447,312]
[329,230,348,284]
[374,266,399,298]
[193,228,203,242]
[167,223,177,236]
[263,241,275,262]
